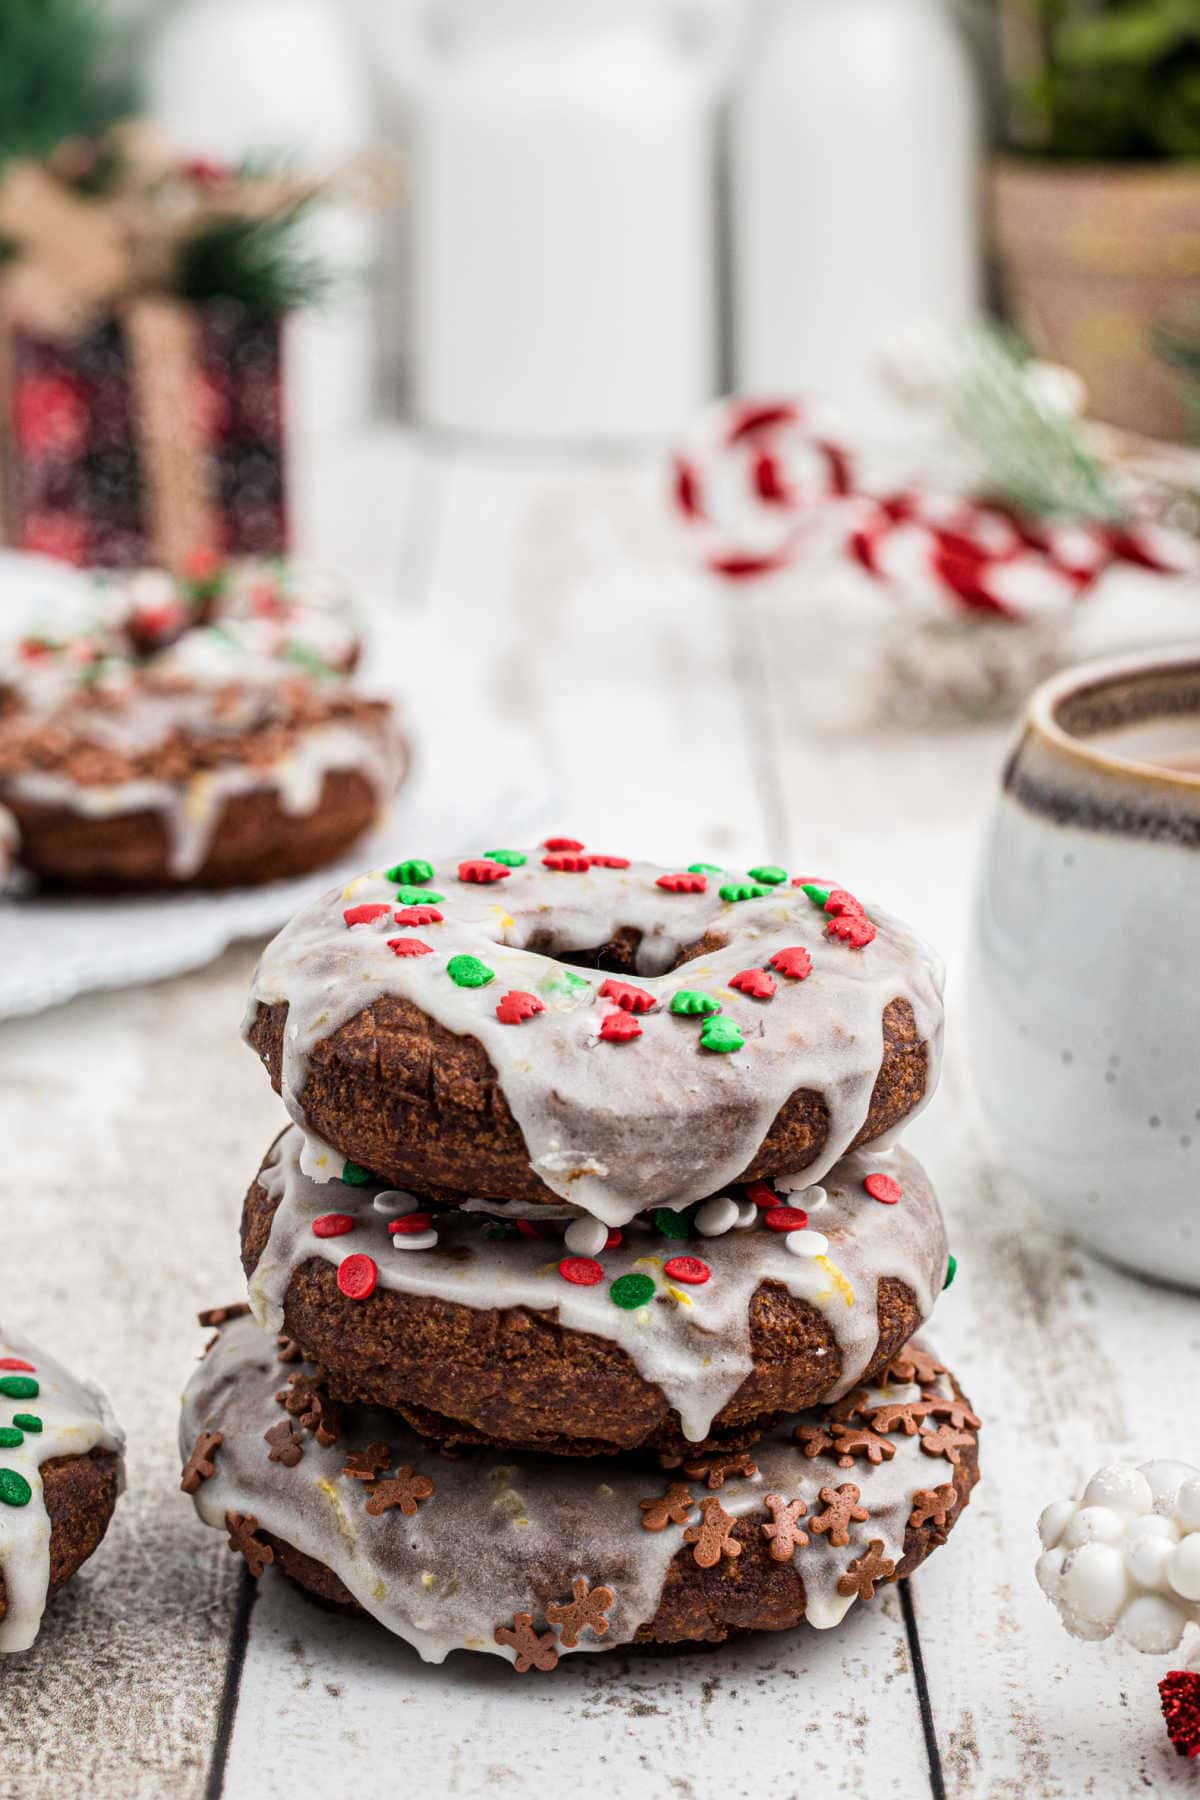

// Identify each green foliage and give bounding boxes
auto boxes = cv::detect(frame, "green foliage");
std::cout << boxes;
[176,207,333,316]
[999,0,1200,159]
[0,0,135,166]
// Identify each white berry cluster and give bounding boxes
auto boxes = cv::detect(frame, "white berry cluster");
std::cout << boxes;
[1037,1461,1200,1653]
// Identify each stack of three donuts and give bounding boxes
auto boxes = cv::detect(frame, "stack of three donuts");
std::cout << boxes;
[183,847,980,1667]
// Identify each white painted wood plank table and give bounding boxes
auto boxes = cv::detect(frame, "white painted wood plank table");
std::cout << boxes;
[1,432,1196,1800]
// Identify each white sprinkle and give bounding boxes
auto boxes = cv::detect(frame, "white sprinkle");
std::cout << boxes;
[374,1189,421,1217]
[391,1228,438,1251]
[563,1215,607,1256]
[785,1229,829,1258]
[731,1200,758,1229]
[695,1196,739,1237]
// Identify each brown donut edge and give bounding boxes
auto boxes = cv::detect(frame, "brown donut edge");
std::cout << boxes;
[245,990,928,1206]
[0,1447,121,1630]
[239,1432,979,1651]
[241,1169,926,1458]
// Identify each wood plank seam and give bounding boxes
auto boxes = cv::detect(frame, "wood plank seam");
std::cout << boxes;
[901,1581,948,1800]
[203,1568,259,1800]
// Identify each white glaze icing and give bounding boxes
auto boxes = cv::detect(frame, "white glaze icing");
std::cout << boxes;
[0,1326,124,1653]
[249,1128,947,1442]
[244,852,945,1225]
[181,1313,967,1664]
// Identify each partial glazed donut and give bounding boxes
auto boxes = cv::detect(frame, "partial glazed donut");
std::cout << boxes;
[241,1128,949,1458]
[181,1313,978,1661]
[244,848,944,1222]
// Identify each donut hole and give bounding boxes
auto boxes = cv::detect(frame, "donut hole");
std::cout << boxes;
[526,925,729,978]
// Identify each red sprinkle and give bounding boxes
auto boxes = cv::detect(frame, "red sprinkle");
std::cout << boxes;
[1160,1670,1200,1759]
[825,888,866,917]
[827,912,876,948]
[516,1218,552,1240]
[605,1229,623,1249]
[386,937,434,957]
[598,978,656,1014]
[730,968,776,1000]
[764,1206,810,1233]
[393,904,443,926]
[496,989,545,1025]
[767,946,813,980]
[587,854,631,869]
[343,903,391,928]
[312,1213,356,1238]
[664,1255,711,1285]
[744,1181,778,1209]
[543,853,590,872]
[388,1213,434,1235]
[558,1256,605,1287]
[865,1173,903,1206]
[544,837,585,852]
[458,858,511,884]
[0,1358,35,1372]
[656,871,706,894]
[337,1253,378,1299]
[599,1010,642,1043]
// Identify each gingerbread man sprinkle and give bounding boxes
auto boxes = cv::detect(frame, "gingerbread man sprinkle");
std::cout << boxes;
[180,1429,223,1494]
[639,1483,695,1531]
[683,1497,742,1568]
[494,1613,559,1673]
[837,1540,896,1602]
[342,1443,393,1483]
[364,1466,435,1517]
[225,1510,275,1579]
[263,1420,304,1467]
[546,1578,615,1648]
[810,1483,869,1547]
[909,1485,957,1530]
[761,1494,809,1561]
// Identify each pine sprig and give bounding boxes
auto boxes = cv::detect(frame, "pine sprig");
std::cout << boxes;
[175,206,334,317]
[0,0,135,166]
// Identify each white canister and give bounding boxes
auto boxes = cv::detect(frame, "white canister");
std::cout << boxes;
[382,0,730,442]
[730,0,981,429]
[966,648,1200,1290]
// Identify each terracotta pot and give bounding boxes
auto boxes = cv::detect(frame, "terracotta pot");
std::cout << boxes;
[992,157,1200,442]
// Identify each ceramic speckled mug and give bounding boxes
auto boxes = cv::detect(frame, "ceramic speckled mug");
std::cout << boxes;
[967,646,1200,1289]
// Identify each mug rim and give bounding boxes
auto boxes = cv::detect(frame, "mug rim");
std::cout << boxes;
[1028,643,1200,791]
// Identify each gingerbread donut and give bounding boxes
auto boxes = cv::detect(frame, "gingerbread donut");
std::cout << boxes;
[0,559,405,890]
[241,1127,949,1458]
[0,1327,124,1653]
[181,1312,978,1662]
[244,847,944,1223]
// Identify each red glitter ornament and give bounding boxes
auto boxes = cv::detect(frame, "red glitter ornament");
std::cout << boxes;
[599,1010,642,1043]
[343,903,391,928]
[544,837,585,852]
[312,1214,356,1238]
[767,946,813,980]
[388,1213,434,1235]
[744,1181,777,1209]
[0,1358,35,1372]
[393,905,443,926]
[496,990,546,1025]
[827,912,876,948]
[730,968,777,999]
[543,853,590,872]
[598,978,656,1014]
[337,1253,378,1300]
[559,1257,605,1287]
[458,859,511,884]
[587,854,631,869]
[656,872,707,894]
[865,1173,903,1206]
[1160,1670,1200,1759]
[764,1206,810,1233]
[386,938,434,957]
[664,1256,711,1286]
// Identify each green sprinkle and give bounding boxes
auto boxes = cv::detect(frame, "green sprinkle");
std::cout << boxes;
[800,883,830,910]
[0,1428,22,1449]
[0,1469,31,1507]
[654,1208,691,1240]
[482,1223,516,1240]
[541,969,590,997]
[748,865,787,886]
[0,1376,38,1400]
[700,1016,744,1054]
[484,849,527,868]
[341,1161,373,1186]
[394,886,444,907]
[943,1254,957,1290]
[387,859,435,886]
[283,641,337,679]
[669,990,720,1018]
[448,954,495,989]
[720,882,768,904]
[11,1415,41,1434]
[687,863,723,874]
[609,1272,656,1311]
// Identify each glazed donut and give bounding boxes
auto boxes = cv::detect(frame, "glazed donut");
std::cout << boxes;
[244,847,943,1223]
[0,1327,124,1653]
[0,559,405,890]
[181,1312,978,1663]
[241,1127,949,1458]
